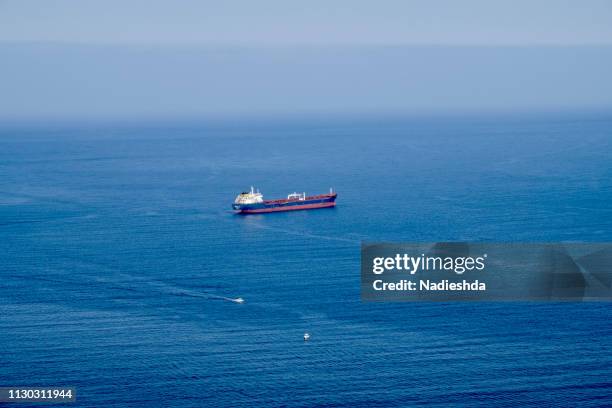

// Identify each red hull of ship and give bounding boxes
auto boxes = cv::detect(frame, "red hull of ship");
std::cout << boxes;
[240,201,336,214]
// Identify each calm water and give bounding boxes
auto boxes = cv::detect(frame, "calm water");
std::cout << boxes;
[1,113,612,407]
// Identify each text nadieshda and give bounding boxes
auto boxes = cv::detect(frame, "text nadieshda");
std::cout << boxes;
[371,254,487,292]
[362,243,612,301]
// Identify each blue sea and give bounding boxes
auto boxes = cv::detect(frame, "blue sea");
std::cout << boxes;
[1,113,612,407]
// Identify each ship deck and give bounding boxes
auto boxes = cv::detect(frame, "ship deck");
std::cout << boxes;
[263,193,336,205]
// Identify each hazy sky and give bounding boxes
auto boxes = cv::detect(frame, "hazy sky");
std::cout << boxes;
[1,1,611,120]
[2,0,612,46]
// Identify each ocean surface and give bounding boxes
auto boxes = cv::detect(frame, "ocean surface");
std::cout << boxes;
[1,113,612,407]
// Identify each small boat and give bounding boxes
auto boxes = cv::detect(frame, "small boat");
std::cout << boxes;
[233,297,245,304]
[303,333,310,341]
[233,187,337,214]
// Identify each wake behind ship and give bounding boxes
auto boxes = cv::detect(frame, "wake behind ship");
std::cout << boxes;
[233,187,337,214]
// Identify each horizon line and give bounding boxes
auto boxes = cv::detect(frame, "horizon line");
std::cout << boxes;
[3,40,612,49]
[2,107,611,128]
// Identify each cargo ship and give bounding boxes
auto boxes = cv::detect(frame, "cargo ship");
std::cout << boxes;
[232,187,337,214]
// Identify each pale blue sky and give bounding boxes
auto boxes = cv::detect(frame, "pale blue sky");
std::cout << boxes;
[1,1,611,120]
[2,0,612,46]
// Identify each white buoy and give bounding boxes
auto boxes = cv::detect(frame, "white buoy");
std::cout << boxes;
[303,333,310,341]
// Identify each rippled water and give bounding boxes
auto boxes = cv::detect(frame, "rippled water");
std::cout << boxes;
[1,114,612,406]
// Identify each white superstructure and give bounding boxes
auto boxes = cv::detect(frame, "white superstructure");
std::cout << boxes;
[234,186,264,205]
